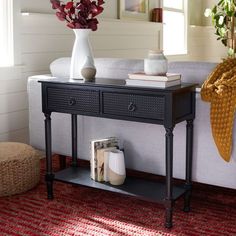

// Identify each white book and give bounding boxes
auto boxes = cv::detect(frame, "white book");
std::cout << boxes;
[128,72,181,81]
[90,137,119,181]
[125,78,181,88]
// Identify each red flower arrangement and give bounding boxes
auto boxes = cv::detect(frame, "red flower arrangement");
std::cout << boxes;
[50,0,105,31]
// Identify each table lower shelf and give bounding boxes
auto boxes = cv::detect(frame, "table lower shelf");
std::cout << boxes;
[54,166,186,204]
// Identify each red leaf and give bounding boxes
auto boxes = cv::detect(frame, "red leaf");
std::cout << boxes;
[98,0,105,6]
[87,18,98,31]
[56,12,66,21]
[70,7,75,14]
[74,22,84,29]
[65,1,74,9]
[91,6,103,17]
[67,22,75,28]
[50,0,61,9]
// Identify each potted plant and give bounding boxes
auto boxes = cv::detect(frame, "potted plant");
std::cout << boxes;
[50,0,105,80]
[50,0,105,30]
[204,0,236,57]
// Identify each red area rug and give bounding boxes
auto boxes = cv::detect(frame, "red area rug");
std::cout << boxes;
[0,157,236,236]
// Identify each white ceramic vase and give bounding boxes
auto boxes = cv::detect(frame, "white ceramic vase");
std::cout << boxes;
[70,29,94,80]
[108,150,126,185]
[144,50,168,75]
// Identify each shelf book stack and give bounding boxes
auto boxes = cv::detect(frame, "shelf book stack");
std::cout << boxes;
[126,72,181,88]
[90,137,119,182]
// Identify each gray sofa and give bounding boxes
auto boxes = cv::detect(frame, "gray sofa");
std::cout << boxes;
[27,58,236,189]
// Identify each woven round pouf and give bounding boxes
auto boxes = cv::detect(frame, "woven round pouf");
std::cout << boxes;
[0,142,40,197]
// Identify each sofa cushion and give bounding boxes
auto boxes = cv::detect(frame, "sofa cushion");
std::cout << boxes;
[50,57,144,79]
[50,57,217,84]
[168,61,217,85]
[50,57,71,78]
[95,58,143,79]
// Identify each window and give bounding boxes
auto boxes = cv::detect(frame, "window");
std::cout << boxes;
[163,0,187,55]
[0,0,13,67]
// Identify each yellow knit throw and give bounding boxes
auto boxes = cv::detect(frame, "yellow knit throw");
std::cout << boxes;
[201,58,236,162]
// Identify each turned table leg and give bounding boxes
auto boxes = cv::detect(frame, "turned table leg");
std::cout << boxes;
[44,113,54,199]
[184,119,194,212]
[71,114,78,167]
[164,127,174,228]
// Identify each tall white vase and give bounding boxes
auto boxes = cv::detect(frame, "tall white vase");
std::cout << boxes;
[108,150,126,185]
[70,29,94,80]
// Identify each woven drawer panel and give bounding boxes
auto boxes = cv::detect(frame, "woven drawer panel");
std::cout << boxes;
[47,88,99,113]
[103,92,164,120]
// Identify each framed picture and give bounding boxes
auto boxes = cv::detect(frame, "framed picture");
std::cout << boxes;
[118,0,149,21]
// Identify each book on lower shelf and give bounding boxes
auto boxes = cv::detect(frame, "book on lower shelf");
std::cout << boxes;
[97,147,117,182]
[90,137,119,181]
[128,72,181,81]
[125,78,181,88]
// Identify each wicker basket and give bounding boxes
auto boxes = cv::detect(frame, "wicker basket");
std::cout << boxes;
[0,142,40,197]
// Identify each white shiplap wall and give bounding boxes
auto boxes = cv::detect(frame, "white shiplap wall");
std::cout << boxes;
[21,14,163,60]
[188,26,227,62]
[0,13,162,143]
[0,66,29,142]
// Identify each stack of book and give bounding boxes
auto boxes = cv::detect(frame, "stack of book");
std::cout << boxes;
[90,137,119,182]
[126,72,181,88]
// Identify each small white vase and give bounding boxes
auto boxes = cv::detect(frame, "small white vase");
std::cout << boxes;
[70,29,94,80]
[144,50,168,75]
[108,150,126,185]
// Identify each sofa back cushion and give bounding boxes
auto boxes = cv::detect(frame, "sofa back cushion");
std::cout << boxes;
[50,57,144,79]
[50,57,217,84]
[168,61,217,85]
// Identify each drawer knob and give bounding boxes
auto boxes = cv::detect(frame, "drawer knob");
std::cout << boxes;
[68,98,76,106]
[128,102,136,112]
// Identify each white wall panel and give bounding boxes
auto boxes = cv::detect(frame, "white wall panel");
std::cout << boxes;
[0,110,28,134]
[21,52,70,73]
[0,66,22,80]
[0,92,28,114]
[0,128,29,143]
[21,34,73,54]
[0,78,27,94]
[21,14,162,60]
[188,26,227,62]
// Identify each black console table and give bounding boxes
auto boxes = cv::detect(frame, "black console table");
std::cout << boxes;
[39,78,196,228]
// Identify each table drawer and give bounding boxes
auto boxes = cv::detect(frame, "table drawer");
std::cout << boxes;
[103,92,165,120]
[47,87,99,113]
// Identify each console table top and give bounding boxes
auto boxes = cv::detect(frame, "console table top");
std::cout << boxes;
[39,77,197,92]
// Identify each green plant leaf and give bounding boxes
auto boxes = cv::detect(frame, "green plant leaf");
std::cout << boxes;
[205,0,236,55]
[228,47,235,55]
[222,38,228,46]
[227,10,234,16]
[221,27,227,34]
[217,0,224,6]
[212,5,217,14]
